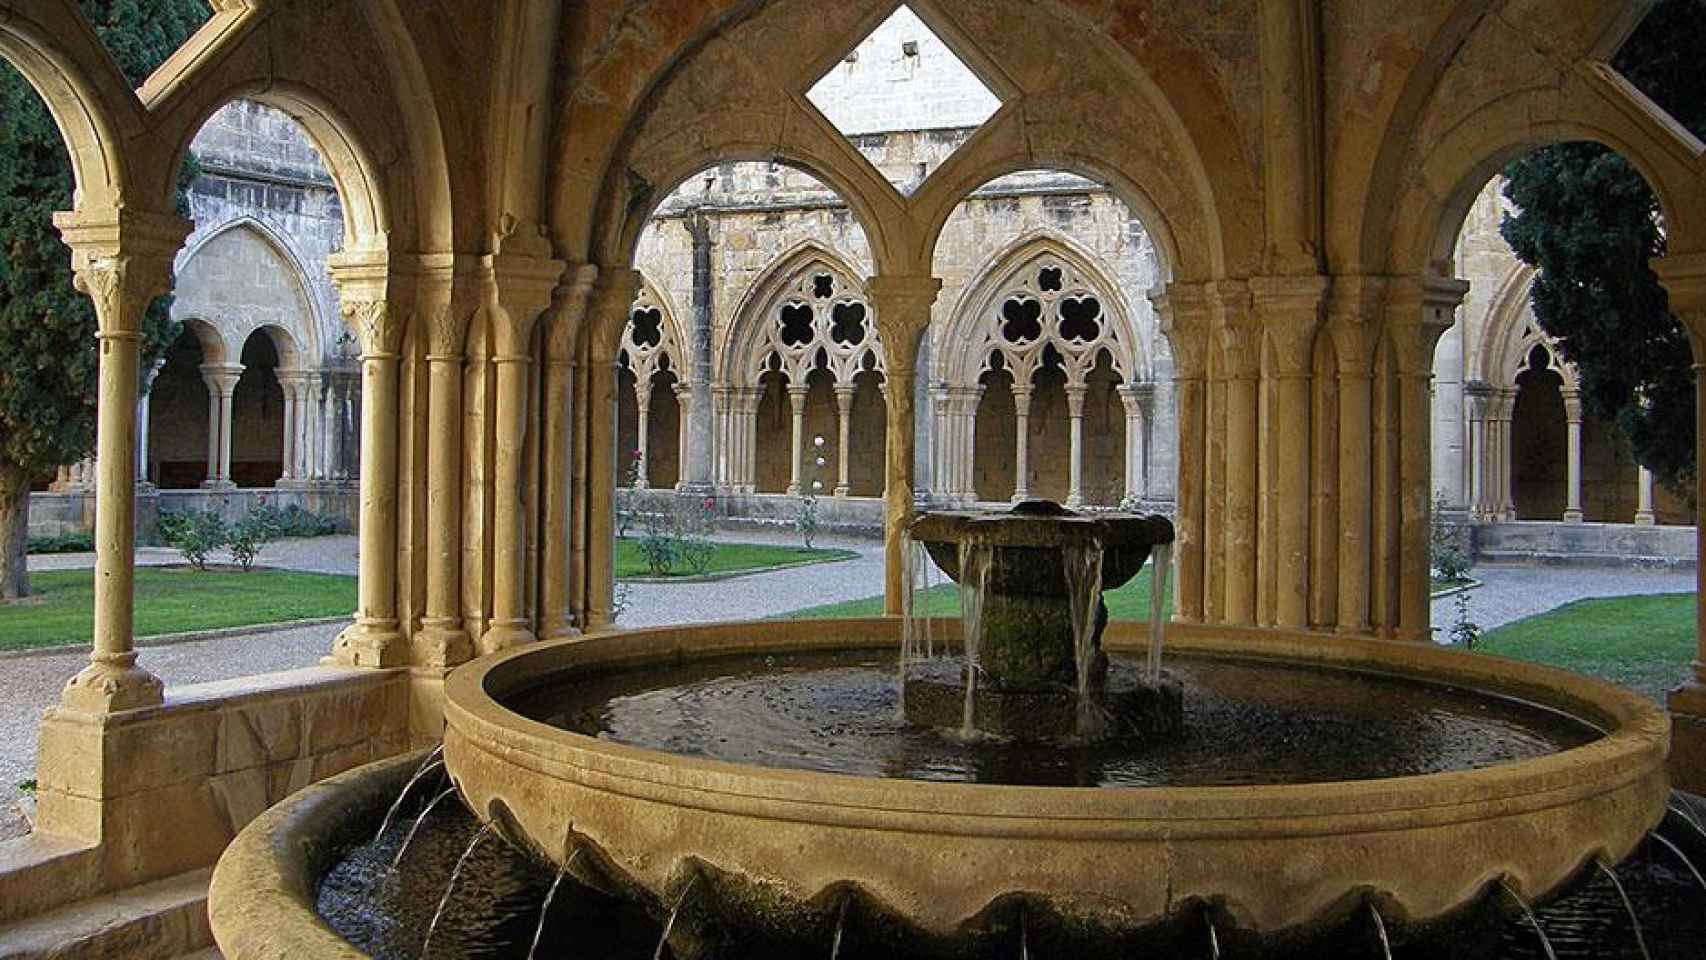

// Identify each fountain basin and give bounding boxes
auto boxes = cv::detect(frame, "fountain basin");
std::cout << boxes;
[440,617,1670,944]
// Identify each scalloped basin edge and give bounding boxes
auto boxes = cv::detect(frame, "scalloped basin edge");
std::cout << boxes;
[438,618,1671,939]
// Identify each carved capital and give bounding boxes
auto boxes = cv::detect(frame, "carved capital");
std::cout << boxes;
[545,263,601,361]
[588,268,643,363]
[1252,275,1328,376]
[341,299,404,357]
[484,250,567,355]
[53,208,191,336]
[1561,388,1584,422]
[1385,273,1468,375]
[1151,282,1214,378]
[1326,275,1389,376]
[867,274,942,367]
[1209,279,1260,380]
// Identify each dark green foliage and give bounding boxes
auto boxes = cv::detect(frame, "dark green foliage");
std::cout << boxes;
[26,532,95,555]
[250,503,344,538]
[1499,0,1706,498]
[158,509,229,571]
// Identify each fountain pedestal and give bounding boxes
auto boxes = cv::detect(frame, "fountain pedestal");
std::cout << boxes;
[906,500,1181,739]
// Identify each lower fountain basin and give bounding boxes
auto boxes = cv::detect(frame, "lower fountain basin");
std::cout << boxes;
[440,618,1670,943]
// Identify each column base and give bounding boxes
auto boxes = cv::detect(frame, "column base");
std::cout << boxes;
[833,485,851,498]
[785,484,801,496]
[1635,512,1657,526]
[413,619,473,668]
[478,619,536,655]
[1668,681,1706,794]
[331,619,406,668]
[1010,491,1031,504]
[59,655,164,714]
[538,616,583,642]
[1562,510,1584,523]
[199,480,236,491]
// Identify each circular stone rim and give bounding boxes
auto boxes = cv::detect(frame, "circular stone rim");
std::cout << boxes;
[441,618,1669,936]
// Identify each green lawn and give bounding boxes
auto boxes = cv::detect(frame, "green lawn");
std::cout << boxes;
[615,540,855,579]
[1475,593,1695,701]
[785,562,1173,620]
[0,567,357,652]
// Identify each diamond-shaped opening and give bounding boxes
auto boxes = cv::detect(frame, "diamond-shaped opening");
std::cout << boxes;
[806,4,1003,195]
[1610,1,1705,143]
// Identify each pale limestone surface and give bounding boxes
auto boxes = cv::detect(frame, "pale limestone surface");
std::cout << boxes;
[3,1,1705,951]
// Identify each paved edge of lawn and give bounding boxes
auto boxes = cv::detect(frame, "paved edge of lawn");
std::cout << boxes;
[618,548,859,583]
[0,614,351,661]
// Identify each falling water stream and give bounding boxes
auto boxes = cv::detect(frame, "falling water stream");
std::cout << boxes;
[1367,902,1393,960]
[394,786,460,870]
[1501,880,1560,960]
[527,849,579,960]
[1062,539,1104,737]
[1206,916,1221,960]
[1147,542,1172,685]
[1596,859,1653,960]
[373,744,443,842]
[829,895,849,960]
[956,538,993,735]
[654,875,698,960]
[420,822,493,958]
[1652,833,1706,899]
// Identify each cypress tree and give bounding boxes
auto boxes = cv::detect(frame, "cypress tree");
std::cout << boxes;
[0,0,209,597]
[1499,0,1706,502]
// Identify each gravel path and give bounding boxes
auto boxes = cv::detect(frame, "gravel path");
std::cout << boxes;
[1431,563,1696,634]
[2,541,1692,841]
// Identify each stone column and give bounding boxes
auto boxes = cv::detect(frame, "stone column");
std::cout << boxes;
[1255,276,1327,628]
[1562,388,1584,522]
[1635,467,1656,525]
[1065,383,1088,507]
[868,275,941,615]
[328,263,407,667]
[582,270,643,630]
[1153,284,1212,623]
[1495,390,1518,519]
[280,372,298,482]
[833,384,855,497]
[675,383,692,491]
[786,384,809,495]
[540,265,598,641]
[1118,384,1146,503]
[52,208,190,712]
[479,250,565,653]
[1463,381,1492,520]
[1386,275,1467,641]
[137,359,164,485]
[1215,281,1261,625]
[684,211,716,492]
[198,364,241,488]
[635,387,653,489]
[415,263,480,666]
[1012,385,1032,502]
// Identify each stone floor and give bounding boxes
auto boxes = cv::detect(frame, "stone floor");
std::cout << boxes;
[0,542,1695,842]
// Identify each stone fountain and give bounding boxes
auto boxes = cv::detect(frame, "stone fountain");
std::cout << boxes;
[902,499,1180,739]
[208,503,1676,958]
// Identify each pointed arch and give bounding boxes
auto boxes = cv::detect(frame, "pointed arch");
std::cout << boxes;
[722,240,885,387]
[1475,263,1579,393]
[621,273,688,393]
[939,230,1145,390]
[171,218,322,371]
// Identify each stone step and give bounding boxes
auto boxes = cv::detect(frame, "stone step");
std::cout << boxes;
[0,868,212,960]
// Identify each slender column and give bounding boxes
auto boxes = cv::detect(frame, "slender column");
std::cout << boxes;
[540,265,599,640]
[1118,384,1146,503]
[868,275,942,615]
[1153,284,1211,623]
[1255,276,1327,628]
[53,210,189,712]
[1216,282,1261,625]
[280,374,298,482]
[833,384,855,497]
[1012,385,1032,502]
[215,369,239,484]
[635,389,653,489]
[1562,389,1584,522]
[198,364,240,487]
[786,384,809,495]
[1496,390,1518,519]
[675,383,692,491]
[1387,275,1467,641]
[1065,384,1088,507]
[1464,382,1491,519]
[479,251,566,653]
[1635,467,1656,525]
[330,287,406,667]
[582,270,642,630]
[136,359,163,485]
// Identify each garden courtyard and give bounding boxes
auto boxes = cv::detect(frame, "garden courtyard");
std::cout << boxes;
[0,532,1695,843]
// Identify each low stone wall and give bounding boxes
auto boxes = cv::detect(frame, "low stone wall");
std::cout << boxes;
[27,486,357,542]
[3,666,411,927]
[1473,521,1697,568]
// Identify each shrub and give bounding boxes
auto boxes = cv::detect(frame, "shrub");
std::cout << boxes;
[1430,493,1473,583]
[675,496,718,575]
[251,504,340,538]
[227,509,281,571]
[636,511,677,576]
[616,448,644,540]
[25,532,93,554]
[158,509,229,571]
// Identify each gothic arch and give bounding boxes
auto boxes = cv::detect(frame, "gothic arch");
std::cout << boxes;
[722,242,886,388]
[1474,264,1579,393]
[621,275,688,396]
[171,219,321,371]
[939,233,1144,391]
